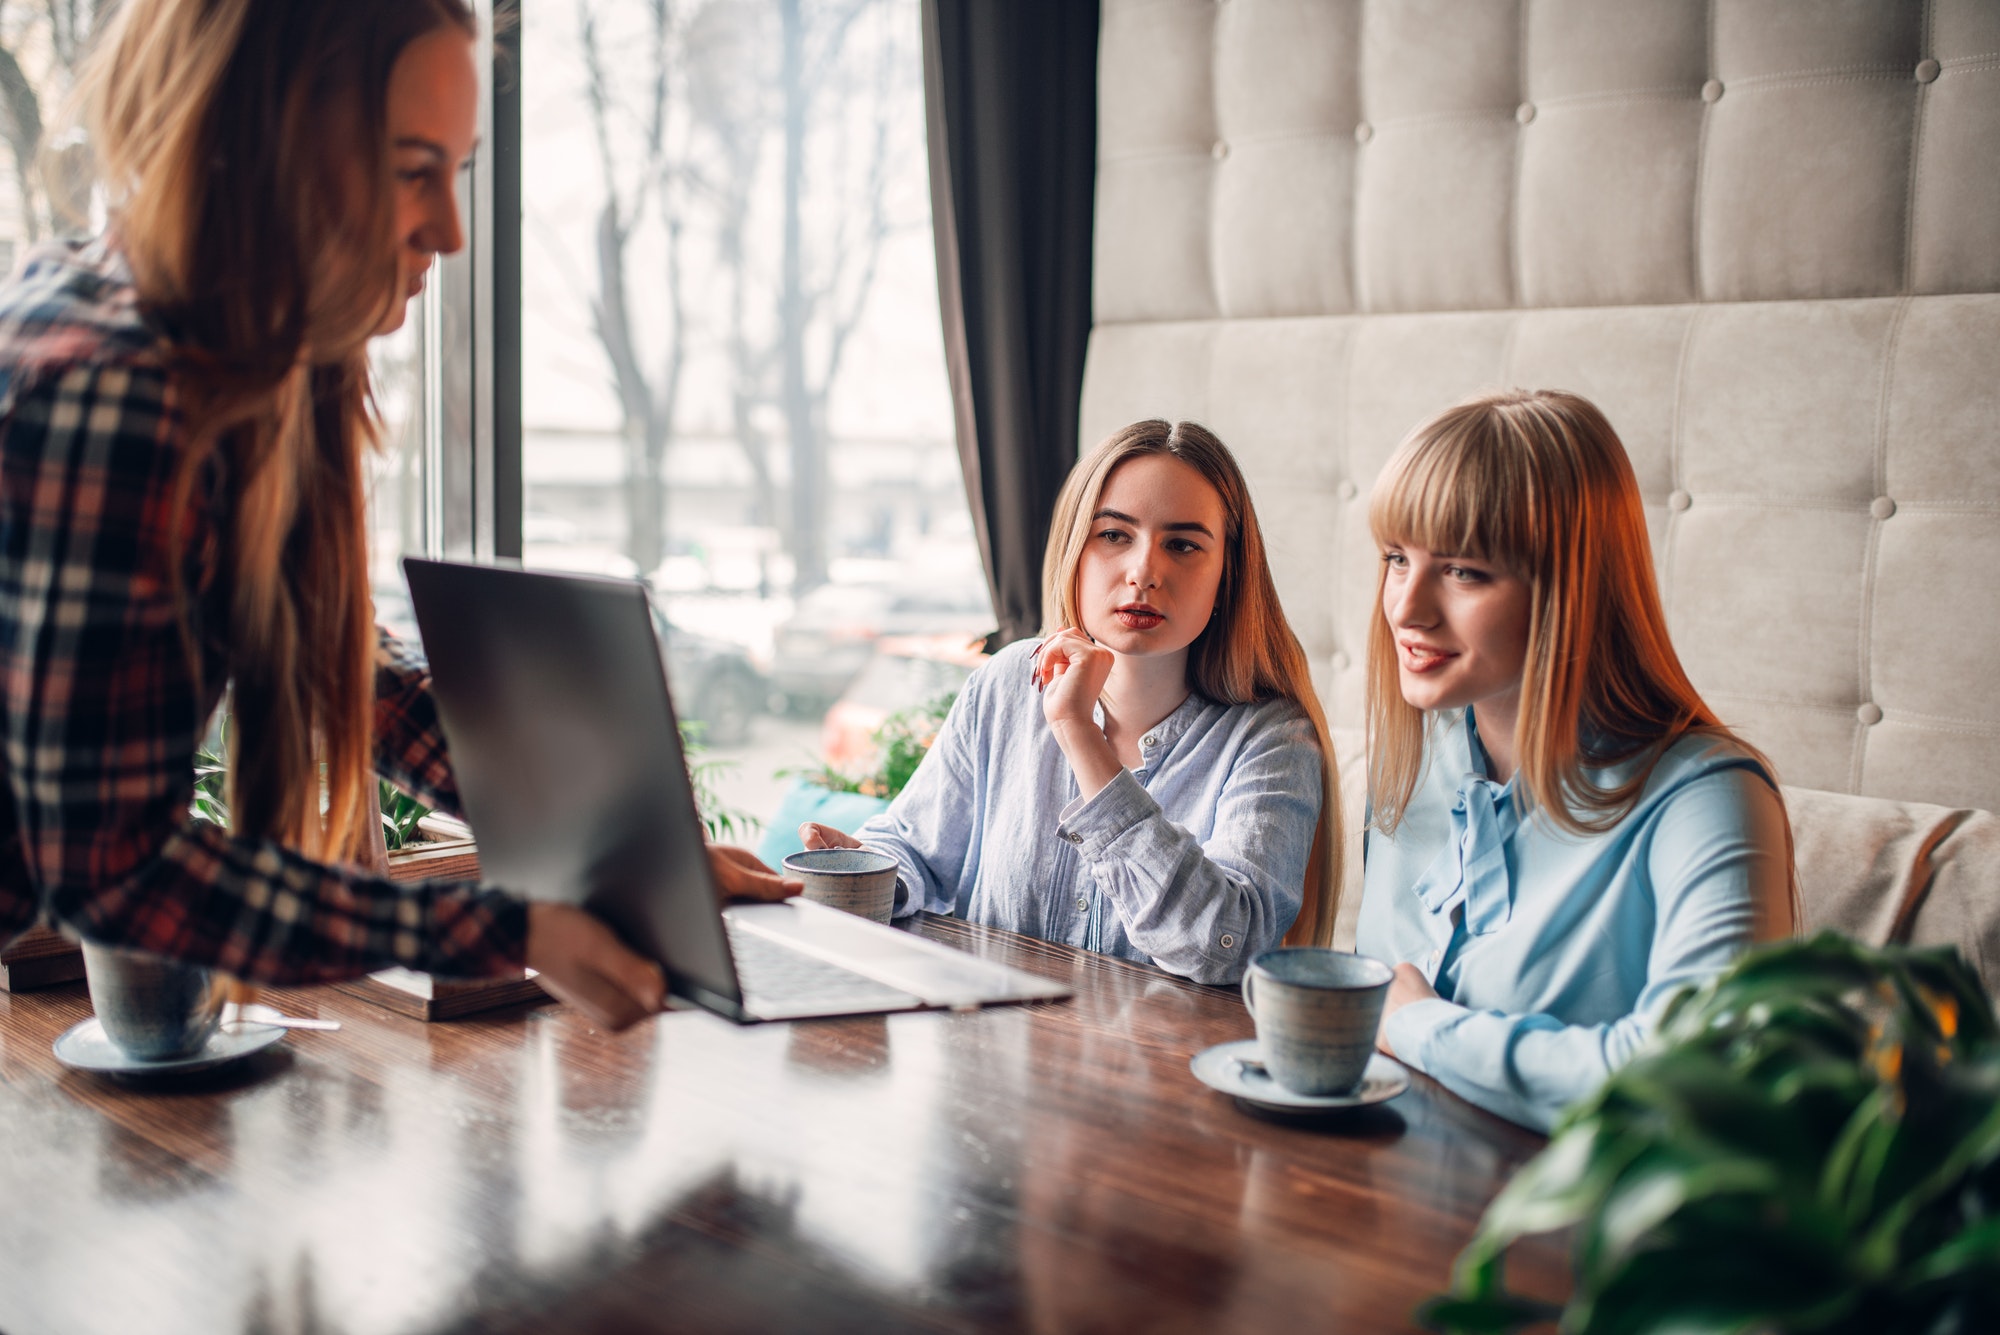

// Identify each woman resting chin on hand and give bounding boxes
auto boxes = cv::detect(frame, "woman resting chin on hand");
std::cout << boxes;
[805,420,1339,985]
[1358,390,1797,1131]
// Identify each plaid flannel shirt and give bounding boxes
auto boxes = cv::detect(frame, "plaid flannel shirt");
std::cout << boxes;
[0,239,526,983]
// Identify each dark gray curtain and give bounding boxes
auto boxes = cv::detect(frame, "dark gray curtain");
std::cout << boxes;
[922,0,1099,648]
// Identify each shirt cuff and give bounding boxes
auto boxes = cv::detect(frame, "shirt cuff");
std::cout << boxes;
[1383,996,1466,1072]
[1055,768,1160,858]
[417,885,530,976]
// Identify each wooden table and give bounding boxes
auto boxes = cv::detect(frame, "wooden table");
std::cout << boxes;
[0,917,1566,1334]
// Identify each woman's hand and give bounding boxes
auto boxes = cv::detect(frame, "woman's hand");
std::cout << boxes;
[1375,962,1439,1057]
[708,844,802,902]
[526,901,665,1031]
[1033,628,1122,801]
[799,822,863,851]
[1034,628,1114,729]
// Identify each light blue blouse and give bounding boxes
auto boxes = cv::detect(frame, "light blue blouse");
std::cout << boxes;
[854,638,1323,984]
[1358,709,1789,1131]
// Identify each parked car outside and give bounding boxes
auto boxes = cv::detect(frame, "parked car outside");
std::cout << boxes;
[770,578,994,713]
[650,608,768,747]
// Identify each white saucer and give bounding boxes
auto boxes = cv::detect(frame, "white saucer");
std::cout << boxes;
[52,1016,286,1077]
[1190,1039,1409,1112]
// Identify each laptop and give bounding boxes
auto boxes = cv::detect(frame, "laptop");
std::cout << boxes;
[402,558,1071,1022]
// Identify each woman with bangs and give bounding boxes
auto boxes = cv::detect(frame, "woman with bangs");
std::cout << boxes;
[803,420,1338,984]
[1360,389,1795,1130]
[0,0,792,1030]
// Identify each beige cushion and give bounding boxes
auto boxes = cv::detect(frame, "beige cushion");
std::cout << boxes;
[1788,786,2000,993]
[1094,0,2000,320]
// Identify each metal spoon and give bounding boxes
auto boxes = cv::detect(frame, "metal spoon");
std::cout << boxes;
[222,1002,341,1032]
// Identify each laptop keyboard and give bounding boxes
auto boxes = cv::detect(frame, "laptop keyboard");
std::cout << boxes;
[726,921,916,1012]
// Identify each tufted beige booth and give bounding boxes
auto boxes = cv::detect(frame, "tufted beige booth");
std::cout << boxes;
[1078,0,2000,987]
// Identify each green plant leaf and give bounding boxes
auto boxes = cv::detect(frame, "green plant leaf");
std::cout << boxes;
[1415,1292,1563,1334]
[1901,1214,2000,1290]
[681,721,760,842]
[785,693,956,801]
[1431,935,2000,1333]
[1590,1149,1784,1266]
[1568,1239,1854,1335]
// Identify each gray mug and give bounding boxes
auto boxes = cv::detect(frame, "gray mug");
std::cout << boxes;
[1240,947,1394,1096]
[81,940,225,1062]
[782,847,898,923]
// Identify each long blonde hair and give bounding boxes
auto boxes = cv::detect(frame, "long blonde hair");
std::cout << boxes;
[80,0,476,862]
[1042,420,1341,947]
[1366,389,1784,847]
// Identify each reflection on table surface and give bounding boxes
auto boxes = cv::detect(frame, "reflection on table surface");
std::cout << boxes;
[0,916,1567,1334]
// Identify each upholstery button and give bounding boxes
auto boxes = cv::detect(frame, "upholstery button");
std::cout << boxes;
[1515,102,1536,125]
[1916,58,1941,84]
[1337,479,1358,500]
[1857,702,1884,726]
[1211,139,1228,161]
[1701,79,1724,103]
[1871,496,1897,520]
[1332,651,1351,673]
[1354,121,1373,144]
[1076,896,1088,911]
[1220,934,1236,949]
[1668,489,1692,512]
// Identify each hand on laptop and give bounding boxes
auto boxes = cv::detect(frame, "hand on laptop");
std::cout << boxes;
[526,902,666,1031]
[709,844,803,902]
[799,822,863,851]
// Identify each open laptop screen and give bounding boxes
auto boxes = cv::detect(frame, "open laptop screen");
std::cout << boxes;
[403,558,746,1015]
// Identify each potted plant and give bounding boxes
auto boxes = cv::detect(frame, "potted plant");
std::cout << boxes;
[1424,934,2000,1334]
[756,692,956,865]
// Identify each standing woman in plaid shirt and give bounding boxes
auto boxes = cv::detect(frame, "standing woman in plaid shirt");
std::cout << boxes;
[0,0,788,1028]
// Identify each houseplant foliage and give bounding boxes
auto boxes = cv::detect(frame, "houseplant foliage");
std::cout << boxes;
[680,720,757,842]
[1424,934,2000,1335]
[195,724,434,854]
[791,692,956,801]
[197,718,751,847]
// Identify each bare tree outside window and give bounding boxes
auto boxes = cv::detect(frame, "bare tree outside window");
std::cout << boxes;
[526,0,978,822]
[0,1,110,268]
[555,0,917,592]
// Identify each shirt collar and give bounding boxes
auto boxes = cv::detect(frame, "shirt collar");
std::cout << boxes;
[1409,707,1521,937]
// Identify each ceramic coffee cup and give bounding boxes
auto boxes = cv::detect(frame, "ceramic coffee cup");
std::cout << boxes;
[1240,947,1394,1096]
[81,940,226,1062]
[782,847,899,923]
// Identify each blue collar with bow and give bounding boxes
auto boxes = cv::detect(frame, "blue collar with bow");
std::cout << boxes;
[1410,711,1521,952]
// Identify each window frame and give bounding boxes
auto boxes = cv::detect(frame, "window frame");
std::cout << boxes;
[426,0,522,564]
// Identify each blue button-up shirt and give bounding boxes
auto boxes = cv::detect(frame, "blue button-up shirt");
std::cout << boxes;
[1359,709,1789,1130]
[854,639,1323,984]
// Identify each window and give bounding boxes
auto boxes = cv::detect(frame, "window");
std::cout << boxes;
[372,0,518,648]
[0,7,99,272]
[518,0,986,831]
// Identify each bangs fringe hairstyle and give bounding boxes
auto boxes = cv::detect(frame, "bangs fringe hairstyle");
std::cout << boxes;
[1042,420,1342,948]
[1366,389,1788,853]
[79,0,477,862]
